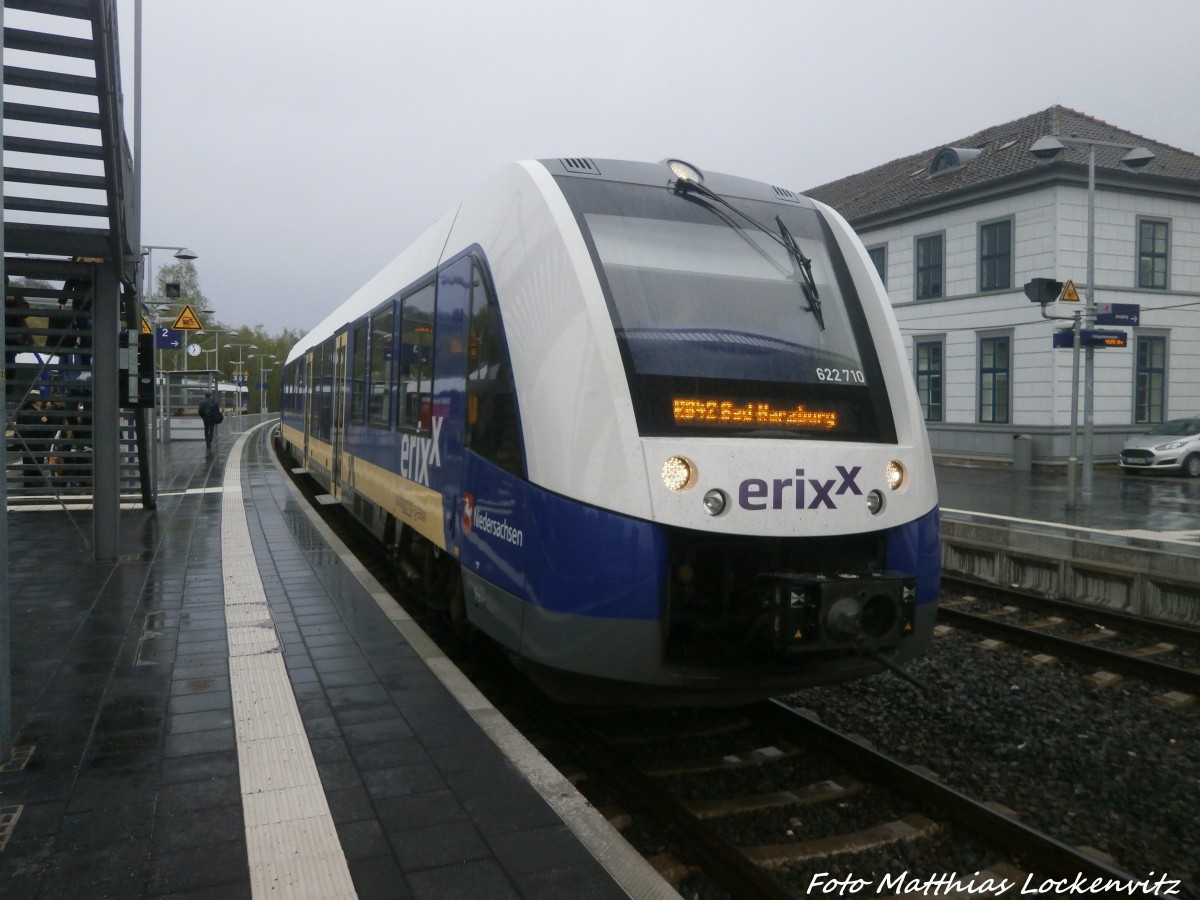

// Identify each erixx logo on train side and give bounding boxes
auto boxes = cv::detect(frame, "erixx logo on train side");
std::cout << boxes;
[399,416,444,486]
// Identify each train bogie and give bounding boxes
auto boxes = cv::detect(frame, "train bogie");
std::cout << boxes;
[281,158,940,706]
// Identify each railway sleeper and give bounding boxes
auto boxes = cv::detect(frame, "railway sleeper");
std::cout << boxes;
[643,742,798,776]
[686,776,864,819]
[740,812,939,869]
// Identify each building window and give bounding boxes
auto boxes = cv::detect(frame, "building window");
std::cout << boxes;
[978,335,1010,424]
[1135,334,1167,424]
[915,233,943,300]
[979,219,1012,292]
[867,245,887,287]
[915,339,943,422]
[1137,219,1169,289]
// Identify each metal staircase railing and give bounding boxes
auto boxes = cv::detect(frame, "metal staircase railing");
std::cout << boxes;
[3,0,146,514]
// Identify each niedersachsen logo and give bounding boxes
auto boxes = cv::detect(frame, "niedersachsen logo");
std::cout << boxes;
[463,494,523,547]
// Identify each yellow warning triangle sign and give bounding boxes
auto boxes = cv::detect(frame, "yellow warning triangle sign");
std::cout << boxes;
[1060,280,1080,302]
[141,316,152,335]
[172,304,203,330]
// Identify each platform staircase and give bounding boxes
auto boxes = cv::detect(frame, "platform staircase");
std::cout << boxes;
[3,0,147,508]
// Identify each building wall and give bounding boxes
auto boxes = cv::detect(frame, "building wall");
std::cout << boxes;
[858,183,1200,465]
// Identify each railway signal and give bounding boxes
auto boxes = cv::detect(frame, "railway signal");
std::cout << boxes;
[1024,277,1064,304]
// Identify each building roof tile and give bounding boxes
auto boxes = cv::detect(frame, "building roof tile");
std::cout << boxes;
[804,106,1200,224]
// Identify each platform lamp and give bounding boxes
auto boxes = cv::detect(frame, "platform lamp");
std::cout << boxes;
[250,353,277,414]
[1028,136,1153,500]
[140,245,199,439]
[223,343,258,425]
[195,329,222,375]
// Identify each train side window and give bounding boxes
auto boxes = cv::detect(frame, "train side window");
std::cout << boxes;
[350,321,367,425]
[466,261,524,477]
[301,353,312,423]
[368,304,394,428]
[399,282,435,430]
[287,360,300,415]
[309,346,322,440]
[317,338,335,441]
[297,356,307,417]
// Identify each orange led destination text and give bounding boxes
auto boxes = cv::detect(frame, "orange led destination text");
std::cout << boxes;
[673,399,839,430]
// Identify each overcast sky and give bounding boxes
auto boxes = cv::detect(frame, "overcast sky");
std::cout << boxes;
[115,0,1200,336]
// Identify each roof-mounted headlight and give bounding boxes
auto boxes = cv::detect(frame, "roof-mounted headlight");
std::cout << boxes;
[665,159,704,185]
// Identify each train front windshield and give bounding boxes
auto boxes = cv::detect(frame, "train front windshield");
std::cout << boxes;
[557,177,896,442]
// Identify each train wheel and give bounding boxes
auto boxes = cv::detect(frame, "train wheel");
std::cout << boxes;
[400,527,466,631]
[427,546,468,632]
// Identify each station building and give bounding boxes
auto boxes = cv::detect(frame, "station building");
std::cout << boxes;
[805,106,1200,467]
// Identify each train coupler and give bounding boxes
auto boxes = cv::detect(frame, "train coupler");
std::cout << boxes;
[758,571,917,653]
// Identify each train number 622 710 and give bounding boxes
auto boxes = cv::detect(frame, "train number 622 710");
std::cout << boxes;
[815,367,866,383]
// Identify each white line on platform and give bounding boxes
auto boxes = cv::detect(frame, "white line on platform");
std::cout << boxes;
[222,424,357,900]
[269,434,680,900]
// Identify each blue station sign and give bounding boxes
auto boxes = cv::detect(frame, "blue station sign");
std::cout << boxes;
[1096,303,1140,326]
[1052,328,1128,349]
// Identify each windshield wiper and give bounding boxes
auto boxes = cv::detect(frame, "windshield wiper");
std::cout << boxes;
[775,215,823,330]
[673,178,825,330]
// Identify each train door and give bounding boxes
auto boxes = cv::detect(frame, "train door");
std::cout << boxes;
[458,255,527,650]
[431,255,470,552]
[330,331,347,498]
[303,348,314,465]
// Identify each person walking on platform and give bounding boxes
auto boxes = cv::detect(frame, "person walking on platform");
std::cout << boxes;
[198,391,223,452]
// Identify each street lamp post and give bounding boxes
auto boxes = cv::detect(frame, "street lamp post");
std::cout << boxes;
[1029,136,1154,499]
[250,354,277,415]
[224,343,258,425]
[196,329,222,375]
[140,245,198,443]
[261,368,274,414]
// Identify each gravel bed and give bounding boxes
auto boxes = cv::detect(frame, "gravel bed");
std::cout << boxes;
[779,628,1200,891]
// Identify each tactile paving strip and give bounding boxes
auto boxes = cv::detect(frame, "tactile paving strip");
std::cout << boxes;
[222,425,356,899]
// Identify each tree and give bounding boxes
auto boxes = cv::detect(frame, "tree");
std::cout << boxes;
[152,261,213,373]
[154,261,209,315]
[145,260,308,411]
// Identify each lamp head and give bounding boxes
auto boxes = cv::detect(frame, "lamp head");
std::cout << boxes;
[1028,136,1065,161]
[1120,147,1155,170]
[173,247,199,260]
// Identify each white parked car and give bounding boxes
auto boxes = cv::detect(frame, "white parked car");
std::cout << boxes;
[1119,418,1200,476]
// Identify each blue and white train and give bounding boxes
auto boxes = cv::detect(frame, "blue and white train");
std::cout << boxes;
[280,158,940,705]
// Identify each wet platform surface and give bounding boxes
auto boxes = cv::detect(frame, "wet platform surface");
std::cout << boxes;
[1,421,664,899]
[5,430,1193,898]
[936,461,1200,553]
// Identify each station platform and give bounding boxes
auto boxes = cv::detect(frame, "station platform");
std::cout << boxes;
[936,459,1200,553]
[935,458,1200,626]
[1,420,673,899]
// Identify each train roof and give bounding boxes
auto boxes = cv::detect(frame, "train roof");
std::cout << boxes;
[285,158,818,365]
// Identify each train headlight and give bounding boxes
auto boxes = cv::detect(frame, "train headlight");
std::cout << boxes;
[665,159,704,185]
[703,488,728,516]
[886,460,906,491]
[661,456,697,492]
[866,489,885,515]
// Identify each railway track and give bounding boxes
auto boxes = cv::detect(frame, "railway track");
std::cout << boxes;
[514,693,1146,899]
[282,451,1188,897]
[941,575,1200,696]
